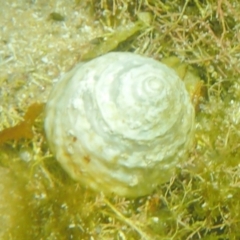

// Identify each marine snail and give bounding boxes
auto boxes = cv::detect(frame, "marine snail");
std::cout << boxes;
[44,52,194,198]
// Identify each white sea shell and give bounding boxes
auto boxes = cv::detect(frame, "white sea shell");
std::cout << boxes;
[44,52,194,198]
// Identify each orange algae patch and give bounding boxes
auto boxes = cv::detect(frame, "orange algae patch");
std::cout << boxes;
[0,102,45,145]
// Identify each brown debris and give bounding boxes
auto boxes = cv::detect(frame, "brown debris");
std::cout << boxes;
[0,102,45,145]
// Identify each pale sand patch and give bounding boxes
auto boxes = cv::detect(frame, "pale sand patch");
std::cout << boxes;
[0,0,103,123]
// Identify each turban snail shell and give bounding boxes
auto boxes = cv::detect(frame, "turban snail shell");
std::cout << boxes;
[44,52,194,198]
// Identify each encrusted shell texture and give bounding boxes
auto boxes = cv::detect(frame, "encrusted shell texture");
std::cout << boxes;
[44,52,194,198]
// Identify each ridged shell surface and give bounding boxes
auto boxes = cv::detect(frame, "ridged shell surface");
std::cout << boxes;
[44,52,194,198]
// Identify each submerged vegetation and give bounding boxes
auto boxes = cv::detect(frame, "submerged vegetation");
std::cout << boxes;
[1,0,240,239]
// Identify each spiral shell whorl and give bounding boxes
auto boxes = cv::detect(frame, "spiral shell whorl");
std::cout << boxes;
[45,52,194,197]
